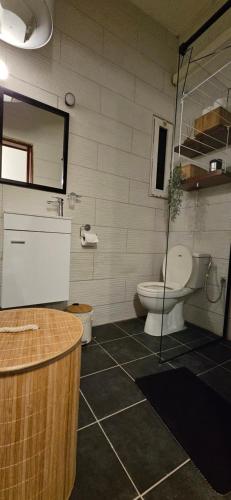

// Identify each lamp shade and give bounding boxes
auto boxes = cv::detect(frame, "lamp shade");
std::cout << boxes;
[0,0,54,49]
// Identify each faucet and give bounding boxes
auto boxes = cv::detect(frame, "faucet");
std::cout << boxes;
[47,196,64,217]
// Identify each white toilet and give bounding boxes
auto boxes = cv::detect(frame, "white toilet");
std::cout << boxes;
[137,245,210,336]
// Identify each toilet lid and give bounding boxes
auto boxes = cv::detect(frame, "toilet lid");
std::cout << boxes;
[163,245,193,287]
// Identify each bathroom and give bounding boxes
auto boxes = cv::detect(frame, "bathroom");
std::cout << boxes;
[0,0,231,499]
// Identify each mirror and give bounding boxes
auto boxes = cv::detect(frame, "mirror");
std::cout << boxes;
[0,88,69,193]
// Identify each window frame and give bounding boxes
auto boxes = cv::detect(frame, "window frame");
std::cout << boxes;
[2,137,33,183]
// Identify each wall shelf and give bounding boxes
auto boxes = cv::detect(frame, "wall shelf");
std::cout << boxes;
[181,169,231,191]
[175,107,231,159]
[175,124,231,158]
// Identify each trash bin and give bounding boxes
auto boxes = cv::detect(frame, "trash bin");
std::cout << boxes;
[66,303,93,344]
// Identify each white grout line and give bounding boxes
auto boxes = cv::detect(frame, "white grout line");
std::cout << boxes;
[99,399,147,423]
[78,399,147,433]
[198,358,231,377]
[111,322,163,358]
[93,333,129,345]
[78,421,97,432]
[112,321,210,359]
[171,333,231,368]
[138,458,191,498]
[92,324,226,375]
[94,339,136,382]
[81,364,118,379]
[80,389,142,498]
[219,362,231,373]
[103,328,179,356]
[113,322,144,337]
[121,353,155,366]
[158,331,224,366]
[81,339,169,380]
[128,334,157,354]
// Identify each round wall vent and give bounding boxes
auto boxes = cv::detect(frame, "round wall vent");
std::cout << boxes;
[0,0,54,49]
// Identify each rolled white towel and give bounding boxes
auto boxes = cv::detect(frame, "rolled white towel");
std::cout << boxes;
[0,324,39,333]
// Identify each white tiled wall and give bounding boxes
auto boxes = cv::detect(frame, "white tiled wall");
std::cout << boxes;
[169,184,231,336]
[0,0,177,325]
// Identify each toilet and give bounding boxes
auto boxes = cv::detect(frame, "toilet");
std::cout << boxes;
[137,245,210,336]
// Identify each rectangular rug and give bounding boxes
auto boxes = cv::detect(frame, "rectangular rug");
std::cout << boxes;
[136,367,231,494]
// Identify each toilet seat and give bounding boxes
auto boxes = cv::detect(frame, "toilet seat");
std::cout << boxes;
[137,281,191,299]
[163,245,193,287]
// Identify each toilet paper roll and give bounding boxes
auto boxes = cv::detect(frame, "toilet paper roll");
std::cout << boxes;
[81,230,98,247]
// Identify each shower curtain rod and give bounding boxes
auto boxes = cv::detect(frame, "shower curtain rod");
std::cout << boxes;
[179,1,231,56]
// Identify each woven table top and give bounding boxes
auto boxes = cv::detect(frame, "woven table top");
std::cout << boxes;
[0,308,83,373]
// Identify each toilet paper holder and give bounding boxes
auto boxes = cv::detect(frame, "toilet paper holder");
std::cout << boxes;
[80,224,91,237]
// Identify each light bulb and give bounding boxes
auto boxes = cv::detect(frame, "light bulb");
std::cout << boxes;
[0,60,8,80]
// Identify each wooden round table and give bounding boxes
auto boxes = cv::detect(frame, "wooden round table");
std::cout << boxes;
[0,308,83,500]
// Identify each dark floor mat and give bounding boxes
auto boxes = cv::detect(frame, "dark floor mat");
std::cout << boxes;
[136,367,231,495]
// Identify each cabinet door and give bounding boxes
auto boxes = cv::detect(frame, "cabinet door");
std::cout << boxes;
[1,230,71,308]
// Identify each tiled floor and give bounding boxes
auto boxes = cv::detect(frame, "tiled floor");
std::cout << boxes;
[70,318,231,500]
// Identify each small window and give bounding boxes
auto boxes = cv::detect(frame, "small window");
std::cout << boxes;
[150,116,173,198]
[1,137,33,183]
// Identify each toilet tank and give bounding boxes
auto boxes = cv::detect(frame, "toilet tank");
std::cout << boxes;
[187,253,210,289]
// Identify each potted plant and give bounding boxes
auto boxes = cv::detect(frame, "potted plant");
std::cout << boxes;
[168,164,183,222]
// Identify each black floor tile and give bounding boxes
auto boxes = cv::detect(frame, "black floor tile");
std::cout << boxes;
[70,425,136,500]
[78,393,96,429]
[223,360,231,371]
[81,366,144,419]
[195,343,231,363]
[81,344,116,376]
[171,324,213,344]
[75,320,231,499]
[144,461,225,500]
[220,338,231,350]
[158,345,190,362]
[102,336,150,363]
[136,332,179,353]
[93,323,128,343]
[172,326,210,344]
[200,366,231,403]
[170,351,216,375]
[186,337,217,350]
[115,318,144,334]
[101,401,187,492]
[122,355,172,380]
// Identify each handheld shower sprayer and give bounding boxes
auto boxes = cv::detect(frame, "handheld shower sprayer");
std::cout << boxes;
[205,257,226,304]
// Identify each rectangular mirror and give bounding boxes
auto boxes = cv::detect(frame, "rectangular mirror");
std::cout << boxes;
[0,87,69,193]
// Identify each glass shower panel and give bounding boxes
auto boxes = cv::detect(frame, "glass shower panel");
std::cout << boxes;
[159,44,231,364]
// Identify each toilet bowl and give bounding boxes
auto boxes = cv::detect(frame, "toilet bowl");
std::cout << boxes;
[137,245,210,336]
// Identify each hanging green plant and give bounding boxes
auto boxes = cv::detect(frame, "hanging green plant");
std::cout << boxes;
[168,164,183,222]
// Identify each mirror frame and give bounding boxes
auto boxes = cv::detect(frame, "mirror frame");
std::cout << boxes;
[0,86,69,194]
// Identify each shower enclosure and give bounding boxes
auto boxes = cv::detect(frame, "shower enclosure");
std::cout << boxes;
[159,41,231,363]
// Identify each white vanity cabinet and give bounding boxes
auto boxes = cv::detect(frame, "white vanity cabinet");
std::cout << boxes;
[1,213,71,308]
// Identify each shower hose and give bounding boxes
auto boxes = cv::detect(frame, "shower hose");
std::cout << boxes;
[204,258,226,304]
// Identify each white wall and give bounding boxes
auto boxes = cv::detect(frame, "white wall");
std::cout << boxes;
[169,185,231,337]
[0,0,177,325]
